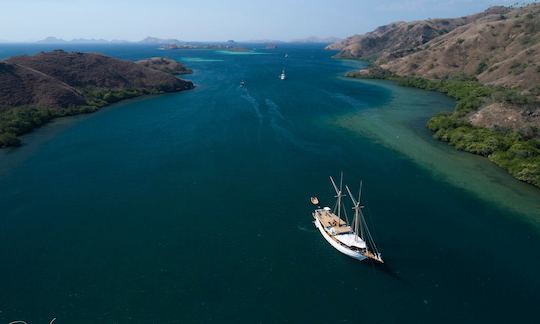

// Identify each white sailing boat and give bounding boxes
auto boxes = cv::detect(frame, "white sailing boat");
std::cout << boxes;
[280,69,286,80]
[311,174,383,263]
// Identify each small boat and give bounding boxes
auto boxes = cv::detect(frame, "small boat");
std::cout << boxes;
[240,80,246,87]
[280,69,286,80]
[311,173,383,263]
[284,53,289,58]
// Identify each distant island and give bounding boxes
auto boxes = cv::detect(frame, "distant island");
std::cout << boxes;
[328,3,540,188]
[0,50,194,147]
[33,36,184,45]
[138,36,184,45]
[291,36,342,44]
[0,36,344,46]
[159,40,249,52]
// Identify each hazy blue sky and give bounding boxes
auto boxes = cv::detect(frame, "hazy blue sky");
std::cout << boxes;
[0,0,535,42]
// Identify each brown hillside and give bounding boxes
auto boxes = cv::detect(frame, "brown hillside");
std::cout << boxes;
[326,6,510,61]
[0,62,86,108]
[136,57,193,75]
[382,4,540,93]
[1,51,194,147]
[7,50,193,92]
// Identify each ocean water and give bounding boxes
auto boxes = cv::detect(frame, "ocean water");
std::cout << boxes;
[0,44,539,323]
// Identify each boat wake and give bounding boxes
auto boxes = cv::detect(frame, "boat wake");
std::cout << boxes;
[370,261,412,286]
[240,92,263,123]
[297,224,316,233]
[240,91,265,141]
[265,99,291,126]
[265,99,324,154]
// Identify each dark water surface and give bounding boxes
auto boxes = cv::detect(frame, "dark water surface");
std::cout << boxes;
[0,44,539,323]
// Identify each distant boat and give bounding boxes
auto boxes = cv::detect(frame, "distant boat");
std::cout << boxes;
[284,53,289,58]
[240,80,246,87]
[280,69,286,80]
[311,173,383,263]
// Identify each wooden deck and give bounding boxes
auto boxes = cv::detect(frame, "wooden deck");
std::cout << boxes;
[313,208,384,263]
[314,209,352,235]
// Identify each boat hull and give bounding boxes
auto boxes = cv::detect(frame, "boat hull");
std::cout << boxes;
[314,217,367,261]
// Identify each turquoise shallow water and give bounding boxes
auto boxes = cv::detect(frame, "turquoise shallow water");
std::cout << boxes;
[0,44,539,323]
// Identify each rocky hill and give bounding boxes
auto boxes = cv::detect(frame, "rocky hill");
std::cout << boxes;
[0,51,194,147]
[340,4,540,130]
[136,57,193,75]
[327,6,510,61]
[381,5,540,94]
[0,62,86,108]
[6,50,193,92]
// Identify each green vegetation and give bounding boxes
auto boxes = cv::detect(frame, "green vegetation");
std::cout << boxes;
[348,69,540,188]
[83,88,155,107]
[0,88,156,148]
[0,106,98,147]
[476,61,488,74]
[427,113,540,187]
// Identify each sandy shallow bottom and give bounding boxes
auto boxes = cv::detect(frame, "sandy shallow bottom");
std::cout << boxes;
[333,78,540,225]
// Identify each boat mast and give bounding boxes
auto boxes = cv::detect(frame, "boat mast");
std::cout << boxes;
[346,182,364,241]
[344,180,384,263]
[357,181,365,241]
[330,172,345,222]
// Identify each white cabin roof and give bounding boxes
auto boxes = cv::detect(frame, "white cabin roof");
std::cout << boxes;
[335,233,367,249]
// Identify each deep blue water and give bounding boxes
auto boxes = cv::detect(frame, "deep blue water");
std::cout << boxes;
[0,44,539,323]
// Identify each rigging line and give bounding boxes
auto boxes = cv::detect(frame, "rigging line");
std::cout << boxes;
[359,206,376,248]
[342,203,350,226]
[361,186,380,250]
[362,214,380,254]
[364,199,381,248]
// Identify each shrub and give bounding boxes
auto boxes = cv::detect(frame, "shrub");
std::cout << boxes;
[377,75,540,188]
[347,71,540,186]
[476,61,488,74]
[0,132,21,147]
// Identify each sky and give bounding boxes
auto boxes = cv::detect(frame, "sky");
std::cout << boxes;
[0,0,536,42]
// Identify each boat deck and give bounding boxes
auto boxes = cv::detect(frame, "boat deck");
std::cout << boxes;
[314,209,352,235]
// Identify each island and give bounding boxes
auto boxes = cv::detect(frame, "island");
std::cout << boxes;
[328,3,540,188]
[0,50,194,147]
[135,57,193,75]
[159,40,249,52]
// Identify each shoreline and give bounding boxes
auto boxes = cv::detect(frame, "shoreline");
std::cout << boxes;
[0,86,195,148]
[0,50,195,148]
[332,77,540,222]
[343,67,540,190]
